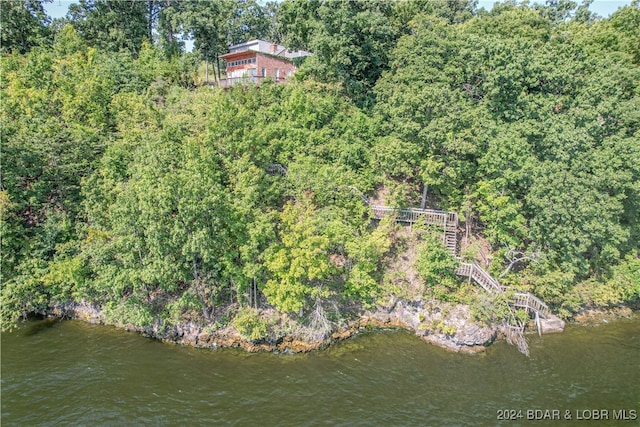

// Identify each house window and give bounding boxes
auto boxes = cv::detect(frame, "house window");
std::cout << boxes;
[275,68,279,79]
[261,68,266,77]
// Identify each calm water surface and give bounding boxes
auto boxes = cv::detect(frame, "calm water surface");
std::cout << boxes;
[2,317,639,426]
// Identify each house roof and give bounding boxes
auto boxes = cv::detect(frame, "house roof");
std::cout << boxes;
[224,39,312,60]
[220,50,296,64]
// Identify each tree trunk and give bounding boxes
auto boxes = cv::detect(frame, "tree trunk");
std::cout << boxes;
[420,184,428,209]
[254,279,258,309]
[147,0,154,42]
[192,258,198,280]
[464,188,471,246]
[166,0,174,45]
[465,209,471,246]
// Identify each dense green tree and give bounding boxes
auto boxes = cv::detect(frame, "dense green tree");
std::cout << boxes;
[374,17,489,207]
[373,4,639,285]
[66,0,149,55]
[609,0,640,63]
[2,0,638,333]
[0,26,114,328]
[416,232,460,301]
[262,1,283,43]
[0,0,51,54]
[534,0,578,24]
[0,23,199,329]
[389,0,478,35]
[263,196,333,313]
[279,0,397,106]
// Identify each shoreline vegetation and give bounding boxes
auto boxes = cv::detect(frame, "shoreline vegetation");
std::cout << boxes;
[34,300,638,354]
[2,1,639,355]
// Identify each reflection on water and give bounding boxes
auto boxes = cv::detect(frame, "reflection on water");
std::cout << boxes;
[2,317,639,426]
[20,317,61,336]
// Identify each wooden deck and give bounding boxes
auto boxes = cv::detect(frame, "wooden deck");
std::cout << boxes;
[370,205,458,256]
[209,76,288,88]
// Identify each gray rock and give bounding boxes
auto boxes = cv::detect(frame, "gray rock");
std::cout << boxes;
[540,315,565,334]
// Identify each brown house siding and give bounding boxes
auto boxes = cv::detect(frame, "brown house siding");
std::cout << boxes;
[255,53,296,81]
[225,51,257,75]
[217,41,305,87]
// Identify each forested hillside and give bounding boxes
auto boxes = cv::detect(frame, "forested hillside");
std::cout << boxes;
[1,0,639,338]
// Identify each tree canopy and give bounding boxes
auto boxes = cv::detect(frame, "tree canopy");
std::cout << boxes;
[1,0,638,332]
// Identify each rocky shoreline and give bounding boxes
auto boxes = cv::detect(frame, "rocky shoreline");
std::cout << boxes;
[573,305,638,325]
[42,299,635,355]
[45,299,498,354]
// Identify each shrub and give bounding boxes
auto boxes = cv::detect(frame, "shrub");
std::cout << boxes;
[232,307,268,341]
[416,232,459,301]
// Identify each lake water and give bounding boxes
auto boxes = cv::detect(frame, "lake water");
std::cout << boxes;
[2,317,639,426]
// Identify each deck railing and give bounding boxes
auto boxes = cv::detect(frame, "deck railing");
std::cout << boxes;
[511,292,550,318]
[209,76,288,88]
[456,262,503,293]
[370,205,454,226]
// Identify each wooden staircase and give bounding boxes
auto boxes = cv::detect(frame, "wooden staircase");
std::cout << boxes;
[511,292,551,318]
[367,200,562,355]
[456,262,503,294]
[371,205,458,256]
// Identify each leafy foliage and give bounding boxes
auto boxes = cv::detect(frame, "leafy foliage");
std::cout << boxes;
[0,0,51,54]
[279,0,398,106]
[66,0,149,55]
[415,232,460,301]
[374,5,640,283]
[2,0,639,334]
[232,307,269,341]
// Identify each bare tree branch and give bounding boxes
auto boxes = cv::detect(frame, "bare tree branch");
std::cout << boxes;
[499,248,541,278]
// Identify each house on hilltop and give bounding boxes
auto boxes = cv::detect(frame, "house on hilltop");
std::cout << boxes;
[214,39,312,88]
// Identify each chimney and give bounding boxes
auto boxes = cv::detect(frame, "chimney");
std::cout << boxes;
[270,44,278,54]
